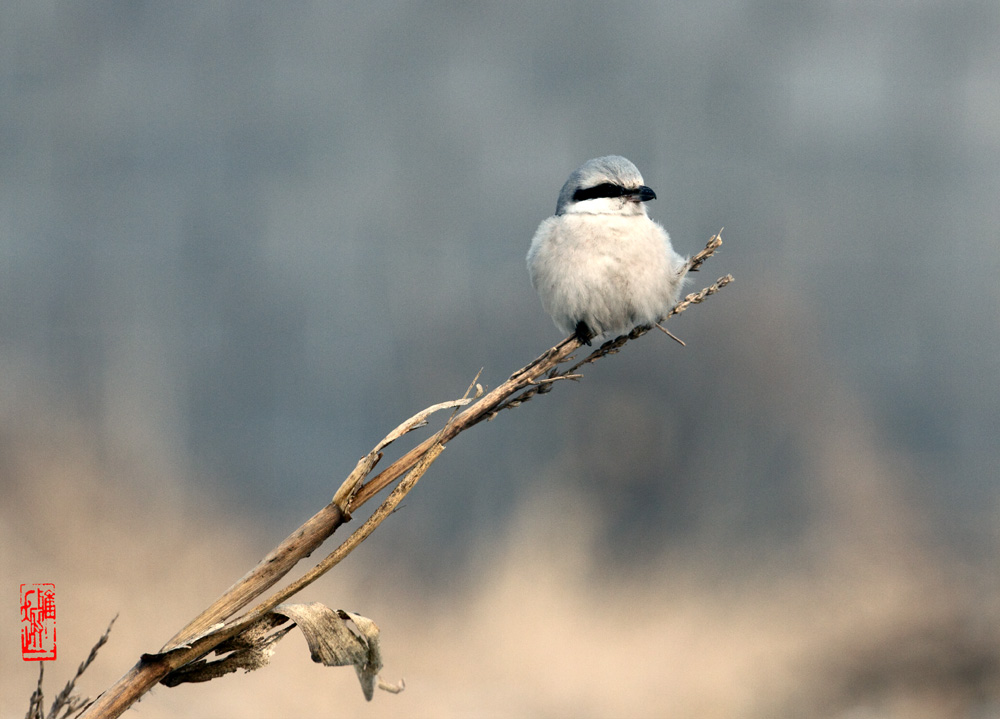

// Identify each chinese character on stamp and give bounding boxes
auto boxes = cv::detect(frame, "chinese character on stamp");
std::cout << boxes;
[21,583,57,661]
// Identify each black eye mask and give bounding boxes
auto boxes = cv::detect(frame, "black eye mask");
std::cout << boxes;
[572,183,656,203]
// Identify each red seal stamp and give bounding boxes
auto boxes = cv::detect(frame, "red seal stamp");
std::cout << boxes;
[20,583,57,661]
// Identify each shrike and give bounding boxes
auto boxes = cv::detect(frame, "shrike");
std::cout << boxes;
[527,155,688,344]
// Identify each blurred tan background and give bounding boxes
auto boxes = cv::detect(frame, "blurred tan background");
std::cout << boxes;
[3,2,1000,717]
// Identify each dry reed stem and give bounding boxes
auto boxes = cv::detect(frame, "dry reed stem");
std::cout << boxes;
[161,390,480,652]
[75,231,729,719]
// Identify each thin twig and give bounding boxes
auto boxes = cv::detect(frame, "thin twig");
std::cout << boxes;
[22,616,118,719]
[666,274,734,319]
[26,664,43,719]
[655,323,686,346]
[529,374,583,385]
[49,615,117,719]
[686,227,723,273]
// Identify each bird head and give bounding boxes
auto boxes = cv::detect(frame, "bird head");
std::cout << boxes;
[554,155,657,217]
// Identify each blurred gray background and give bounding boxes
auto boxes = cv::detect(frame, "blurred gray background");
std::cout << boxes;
[3,2,1000,717]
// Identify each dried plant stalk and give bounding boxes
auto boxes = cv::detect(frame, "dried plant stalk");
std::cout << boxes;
[75,231,729,719]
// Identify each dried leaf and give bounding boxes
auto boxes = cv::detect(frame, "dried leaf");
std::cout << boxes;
[158,604,398,702]
[274,603,388,700]
[160,615,291,687]
[338,610,383,699]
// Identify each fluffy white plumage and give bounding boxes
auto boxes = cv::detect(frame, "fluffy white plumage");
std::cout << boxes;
[527,155,688,342]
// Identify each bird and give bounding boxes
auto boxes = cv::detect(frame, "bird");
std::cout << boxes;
[527,155,688,345]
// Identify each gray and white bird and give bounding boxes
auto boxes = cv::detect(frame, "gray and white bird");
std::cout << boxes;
[527,155,688,344]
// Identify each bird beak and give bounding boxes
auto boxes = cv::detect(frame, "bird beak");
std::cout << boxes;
[627,186,657,203]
